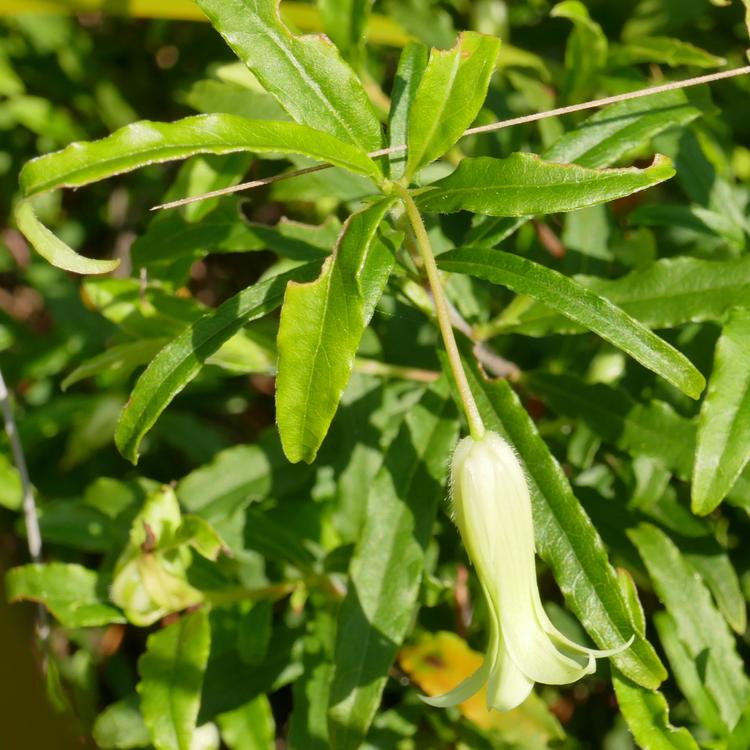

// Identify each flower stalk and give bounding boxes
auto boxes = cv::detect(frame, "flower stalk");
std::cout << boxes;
[394,183,485,440]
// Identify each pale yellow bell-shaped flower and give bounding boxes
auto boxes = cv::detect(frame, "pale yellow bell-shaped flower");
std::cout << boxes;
[424,431,631,712]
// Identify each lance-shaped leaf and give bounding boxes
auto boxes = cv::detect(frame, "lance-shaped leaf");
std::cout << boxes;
[552,1,607,103]
[628,523,750,729]
[438,247,705,399]
[276,198,397,464]
[138,610,211,750]
[447,354,665,688]
[405,31,501,179]
[20,115,381,196]
[116,262,321,464]
[466,87,708,246]
[479,254,750,339]
[319,0,373,67]
[416,152,674,216]
[327,384,458,749]
[654,611,728,737]
[610,36,726,68]
[692,308,750,515]
[17,115,380,274]
[612,669,700,750]
[387,41,428,180]
[195,0,383,152]
[524,372,695,479]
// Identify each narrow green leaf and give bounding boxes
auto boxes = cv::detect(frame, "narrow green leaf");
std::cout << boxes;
[452,357,665,688]
[439,247,705,399]
[17,114,379,274]
[692,307,750,514]
[684,540,748,635]
[195,0,383,152]
[479,255,750,339]
[62,338,168,390]
[20,115,381,197]
[653,611,727,737]
[417,152,674,216]
[628,523,750,729]
[319,0,374,67]
[551,1,607,103]
[14,200,118,275]
[610,36,726,68]
[387,41,428,179]
[138,610,211,750]
[728,702,750,750]
[544,89,710,170]
[466,87,707,246]
[405,31,501,178]
[133,203,332,279]
[612,669,700,750]
[5,563,125,628]
[524,373,695,479]
[327,383,458,749]
[116,263,321,464]
[288,609,335,750]
[217,695,275,750]
[276,199,397,463]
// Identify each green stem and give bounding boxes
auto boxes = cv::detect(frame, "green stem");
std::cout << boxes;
[393,183,485,440]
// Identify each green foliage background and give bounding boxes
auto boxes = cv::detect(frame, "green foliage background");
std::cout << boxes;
[1,1,750,748]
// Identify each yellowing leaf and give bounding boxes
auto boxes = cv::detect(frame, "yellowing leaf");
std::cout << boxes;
[399,631,564,742]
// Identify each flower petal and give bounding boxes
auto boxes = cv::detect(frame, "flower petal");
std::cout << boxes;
[419,658,491,708]
[484,593,534,711]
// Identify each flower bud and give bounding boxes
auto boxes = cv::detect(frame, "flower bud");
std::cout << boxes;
[424,431,630,711]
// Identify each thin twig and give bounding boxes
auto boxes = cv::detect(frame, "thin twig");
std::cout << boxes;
[152,65,750,212]
[0,366,50,650]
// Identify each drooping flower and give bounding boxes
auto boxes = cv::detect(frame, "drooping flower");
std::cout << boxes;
[424,431,631,712]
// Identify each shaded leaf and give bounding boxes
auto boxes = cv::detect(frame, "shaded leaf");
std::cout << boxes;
[62,339,168,390]
[653,611,727,737]
[610,36,725,68]
[217,695,275,750]
[319,0,374,66]
[327,383,458,750]
[138,610,211,750]
[93,695,151,750]
[693,307,750,514]
[288,609,335,750]
[524,372,695,479]
[628,523,750,728]
[551,1,607,103]
[613,669,700,750]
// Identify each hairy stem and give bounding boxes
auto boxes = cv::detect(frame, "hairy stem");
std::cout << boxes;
[394,183,485,440]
